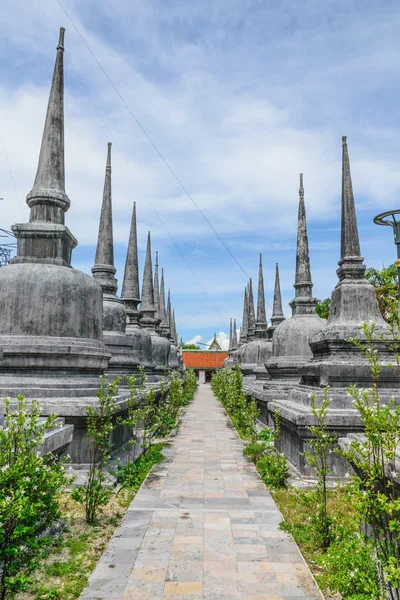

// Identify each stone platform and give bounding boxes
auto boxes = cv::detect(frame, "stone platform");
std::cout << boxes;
[81,384,323,600]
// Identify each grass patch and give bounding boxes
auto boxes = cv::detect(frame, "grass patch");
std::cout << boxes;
[16,447,164,600]
[274,486,359,562]
[273,486,380,599]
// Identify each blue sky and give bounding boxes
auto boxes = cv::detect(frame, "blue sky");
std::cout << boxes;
[1,0,400,349]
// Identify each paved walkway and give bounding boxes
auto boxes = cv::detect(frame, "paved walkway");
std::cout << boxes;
[81,385,323,600]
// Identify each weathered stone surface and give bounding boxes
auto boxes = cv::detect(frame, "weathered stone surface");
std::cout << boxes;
[139,234,170,377]
[270,262,285,333]
[121,204,155,377]
[92,143,139,382]
[262,140,400,477]
[265,174,325,382]
[0,30,110,412]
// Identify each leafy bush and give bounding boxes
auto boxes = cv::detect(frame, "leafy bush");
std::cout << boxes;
[345,321,400,596]
[316,534,381,599]
[116,443,164,489]
[257,427,275,443]
[0,396,70,599]
[212,366,259,440]
[243,441,270,463]
[213,366,289,490]
[72,376,120,524]
[182,368,198,404]
[257,453,289,489]
[303,388,337,549]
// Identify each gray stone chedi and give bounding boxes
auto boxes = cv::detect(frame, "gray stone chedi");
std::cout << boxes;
[0,29,182,462]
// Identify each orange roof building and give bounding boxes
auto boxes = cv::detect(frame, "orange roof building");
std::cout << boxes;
[182,350,228,383]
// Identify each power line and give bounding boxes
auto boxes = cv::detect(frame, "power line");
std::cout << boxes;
[34,0,228,329]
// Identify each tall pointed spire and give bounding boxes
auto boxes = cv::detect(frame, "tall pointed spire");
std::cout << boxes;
[159,268,169,337]
[338,136,365,281]
[92,143,117,295]
[139,232,156,326]
[13,28,77,267]
[27,28,70,218]
[229,318,233,352]
[154,251,160,323]
[121,202,141,325]
[341,136,361,260]
[232,318,238,351]
[255,254,268,338]
[239,287,249,346]
[289,174,317,316]
[294,174,313,298]
[172,309,178,345]
[165,289,172,340]
[270,263,285,330]
[247,278,256,340]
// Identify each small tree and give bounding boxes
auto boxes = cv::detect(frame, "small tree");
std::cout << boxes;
[183,368,198,404]
[316,297,331,319]
[303,389,337,549]
[0,397,70,599]
[344,322,400,598]
[365,264,398,323]
[72,376,120,524]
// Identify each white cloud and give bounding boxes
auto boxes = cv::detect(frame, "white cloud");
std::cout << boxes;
[185,335,203,346]
[1,0,400,344]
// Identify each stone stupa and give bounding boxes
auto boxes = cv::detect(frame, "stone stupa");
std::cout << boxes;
[238,287,249,347]
[269,263,285,335]
[241,255,273,380]
[121,203,155,378]
[139,233,170,379]
[271,138,400,476]
[253,254,273,380]
[265,174,325,385]
[91,143,139,382]
[166,289,180,370]
[0,28,110,404]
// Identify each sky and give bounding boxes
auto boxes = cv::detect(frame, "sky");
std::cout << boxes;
[1,0,400,350]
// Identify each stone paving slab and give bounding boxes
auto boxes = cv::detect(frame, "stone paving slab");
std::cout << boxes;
[81,384,324,600]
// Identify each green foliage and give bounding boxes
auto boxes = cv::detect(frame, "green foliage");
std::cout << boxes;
[257,427,275,443]
[72,376,120,524]
[316,297,331,319]
[156,369,198,437]
[0,396,70,599]
[344,321,400,597]
[316,534,381,599]
[277,487,381,598]
[181,343,200,349]
[212,366,289,490]
[365,263,398,323]
[116,443,164,489]
[303,388,337,549]
[257,453,289,489]
[182,368,198,405]
[211,366,259,440]
[243,441,270,463]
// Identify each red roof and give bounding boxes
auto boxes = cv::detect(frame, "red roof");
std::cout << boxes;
[182,351,228,369]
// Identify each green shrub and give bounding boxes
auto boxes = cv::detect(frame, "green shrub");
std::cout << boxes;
[212,366,259,440]
[257,453,289,489]
[71,376,119,524]
[0,396,70,599]
[183,368,198,404]
[116,443,164,489]
[316,534,381,599]
[257,427,275,443]
[243,441,270,463]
